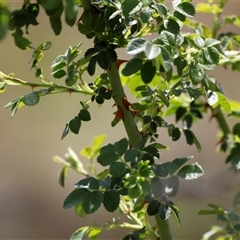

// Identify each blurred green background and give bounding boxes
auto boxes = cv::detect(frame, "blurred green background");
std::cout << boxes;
[0,1,240,239]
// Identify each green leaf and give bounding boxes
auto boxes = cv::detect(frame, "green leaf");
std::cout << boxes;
[52,69,66,79]
[122,58,143,76]
[58,166,68,187]
[122,0,142,16]
[88,55,98,76]
[22,92,39,106]
[61,123,69,140]
[144,42,161,60]
[93,135,106,151]
[0,3,10,41]
[63,188,89,209]
[128,184,142,198]
[78,109,91,121]
[147,200,161,216]
[75,177,99,190]
[12,30,32,50]
[205,38,221,47]
[114,138,129,157]
[97,152,119,166]
[164,19,180,34]
[182,114,193,129]
[51,55,67,68]
[88,228,102,240]
[82,191,103,214]
[172,127,181,141]
[103,190,120,212]
[64,0,78,26]
[127,38,147,55]
[37,41,52,51]
[159,30,175,46]
[189,64,205,85]
[176,106,187,122]
[141,60,156,84]
[69,116,81,134]
[109,162,126,177]
[97,51,110,70]
[124,149,141,163]
[193,36,205,48]
[70,226,89,240]
[233,123,240,137]
[183,129,194,145]
[168,201,180,226]
[174,2,195,17]
[216,92,231,114]
[177,163,204,180]
[154,3,167,17]
[75,202,86,217]
[159,203,171,221]
[169,156,193,175]
[193,133,202,152]
[50,16,62,35]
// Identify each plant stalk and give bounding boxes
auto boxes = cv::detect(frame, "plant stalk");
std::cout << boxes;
[107,63,173,239]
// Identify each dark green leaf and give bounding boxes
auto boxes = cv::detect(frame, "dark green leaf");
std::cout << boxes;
[169,156,193,175]
[159,203,171,221]
[177,163,204,180]
[176,107,187,122]
[12,30,32,50]
[88,55,98,76]
[114,138,128,157]
[122,58,143,76]
[105,49,117,63]
[50,16,62,35]
[174,2,195,17]
[78,109,91,121]
[124,149,141,163]
[233,123,240,137]
[141,60,156,84]
[64,0,78,26]
[97,152,119,166]
[122,0,142,16]
[147,200,160,216]
[109,162,126,177]
[172,127,181,141]
[22,92,39,106]
[69,116,81,134]
[103,190,120,212]
[163,176,179,197]
[52,69,66,79]
[63,188,88,209]
[97,51,110,70]
[164,19,180,34]
[82,191,103,214]
[75,177,99,190]
[51,55,67,68]
[183,129,194,145]
[152,163,171,177]
[174,57,187,76]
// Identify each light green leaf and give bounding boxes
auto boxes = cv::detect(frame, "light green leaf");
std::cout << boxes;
[144,41,161,60]
[126,38,147,55]
[216,92,231,114]
[70,226,89,240]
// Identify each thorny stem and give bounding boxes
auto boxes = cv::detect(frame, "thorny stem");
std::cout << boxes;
[107,63,173,240]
